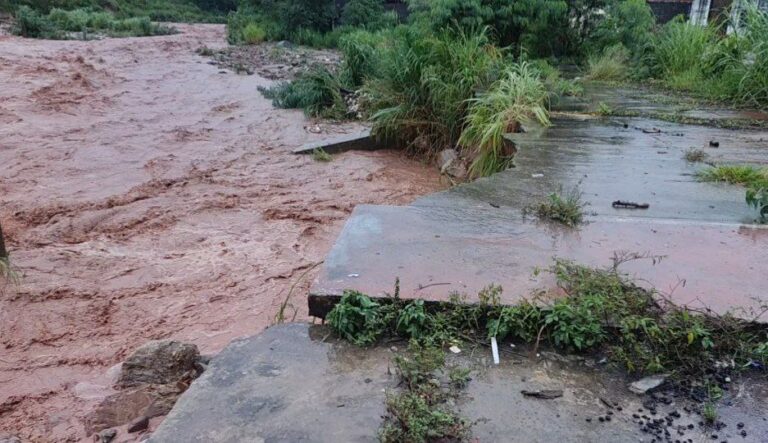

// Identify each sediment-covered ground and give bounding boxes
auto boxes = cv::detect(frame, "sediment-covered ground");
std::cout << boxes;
[0,24,442,441]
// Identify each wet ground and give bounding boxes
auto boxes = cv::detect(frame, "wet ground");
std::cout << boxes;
[151,323,768,443]
[310,91,768,319]
[0,25,442,441]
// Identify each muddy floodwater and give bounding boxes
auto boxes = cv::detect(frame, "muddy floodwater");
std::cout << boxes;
[0,24,442,441]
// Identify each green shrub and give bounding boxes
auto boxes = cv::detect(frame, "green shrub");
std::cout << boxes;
[258,65,346,118]
[407,0,572,56]
[341,0,385,28]
[12,5,60,37]
[589,0,655,55]
[242,22,265,44]
[326,290,388,346]
[460,61,551,178]
[12,5,176,38]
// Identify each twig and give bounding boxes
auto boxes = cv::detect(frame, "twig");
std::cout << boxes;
[274,261,323,324]
[416,282,451,291]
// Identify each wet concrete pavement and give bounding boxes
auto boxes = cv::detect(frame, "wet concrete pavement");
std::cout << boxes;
[151,324,768,442]
[310,91,768,320]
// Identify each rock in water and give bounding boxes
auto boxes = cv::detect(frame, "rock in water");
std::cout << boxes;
[117,341,199,388]
[628,375,668,395]
[98,429,117,443]
[127,415,149,433]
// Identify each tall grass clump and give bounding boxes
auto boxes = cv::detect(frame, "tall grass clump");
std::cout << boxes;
[338,29,384,88]
[241,22,266,44]
[587,44,630,81]
[698,164,768,222]
[365,26,502,157]
[258,66,346,119]
[715,6,768,107]
[460,62,551,177]
[652,19,717,91]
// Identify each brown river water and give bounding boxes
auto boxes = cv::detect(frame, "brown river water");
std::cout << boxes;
[0,24,442,441]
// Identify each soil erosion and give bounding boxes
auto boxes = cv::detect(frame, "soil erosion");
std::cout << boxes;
[0,24,442,441]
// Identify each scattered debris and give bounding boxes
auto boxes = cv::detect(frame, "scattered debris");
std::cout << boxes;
[491,337,500,365]
[521,389,564,399]
[612,200,650,209]
[709,140,720,148]
[449,345,462,354]
[629,374,668,395]
[203,42,340,82]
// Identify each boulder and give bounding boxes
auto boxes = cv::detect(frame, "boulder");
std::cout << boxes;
[85,384,185,435]
[116,341,199,388]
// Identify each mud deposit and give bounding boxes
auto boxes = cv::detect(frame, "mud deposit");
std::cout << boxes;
[0,24,442,441]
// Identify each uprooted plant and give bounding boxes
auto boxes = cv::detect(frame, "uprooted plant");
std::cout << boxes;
[0,222,18,286]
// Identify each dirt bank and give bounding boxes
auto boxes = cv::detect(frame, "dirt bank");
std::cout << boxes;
[0,24,442,442]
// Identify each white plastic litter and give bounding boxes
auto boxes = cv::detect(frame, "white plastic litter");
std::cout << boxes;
[491,337,500,365]
[449,345,461,354]
[532,173,544,178]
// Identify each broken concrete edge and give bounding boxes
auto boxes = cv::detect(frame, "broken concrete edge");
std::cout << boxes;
[292,128,396,155]
[308,291,511,320]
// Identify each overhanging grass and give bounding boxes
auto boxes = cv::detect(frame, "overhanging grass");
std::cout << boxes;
[697,165,768,186]
[460,61,551,178]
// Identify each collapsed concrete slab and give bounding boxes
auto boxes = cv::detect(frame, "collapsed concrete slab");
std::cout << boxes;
[309,115,768,320]
[292,128,393,155]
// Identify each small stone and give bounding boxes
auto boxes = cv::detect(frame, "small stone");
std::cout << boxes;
[737,422,744,429]
[740,430,747,437]
[629,375,668,394]
[127,416,149,433]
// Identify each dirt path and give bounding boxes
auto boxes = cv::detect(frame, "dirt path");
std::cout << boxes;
[0,24,442,442]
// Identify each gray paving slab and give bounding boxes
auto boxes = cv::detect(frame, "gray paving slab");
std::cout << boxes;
[151,324,768,443]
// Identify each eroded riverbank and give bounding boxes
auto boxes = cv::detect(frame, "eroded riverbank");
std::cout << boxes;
[0,24,442,441]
